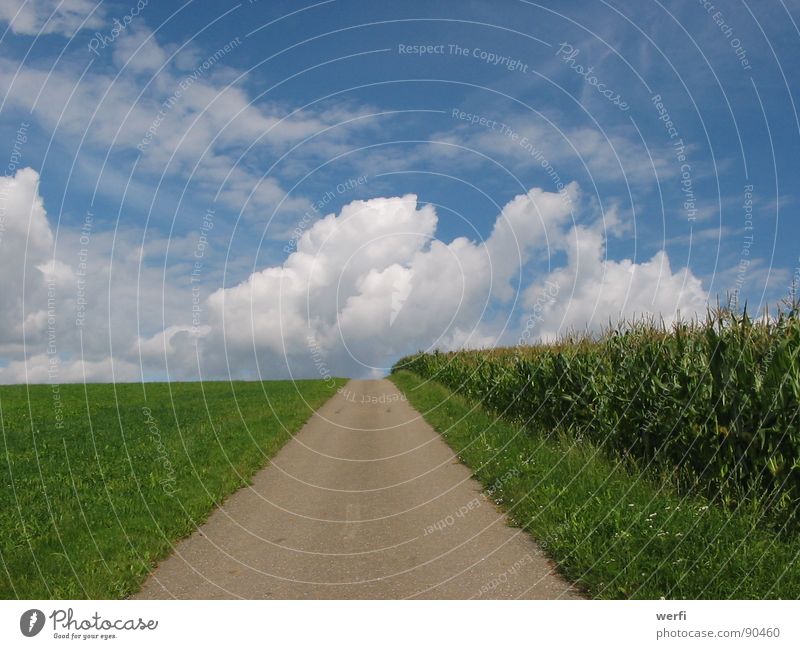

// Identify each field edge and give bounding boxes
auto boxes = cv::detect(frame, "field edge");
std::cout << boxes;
[390,370,800,599]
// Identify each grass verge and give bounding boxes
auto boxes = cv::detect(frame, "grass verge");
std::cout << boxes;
[391,370,800,598]
[0,379,344,598]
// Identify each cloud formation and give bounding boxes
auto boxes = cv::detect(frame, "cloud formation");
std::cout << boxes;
[0,168,183,383]
[0,25,373,219]
[0,167,710,383]
[522,225,709,341]
[188,184,582,378]
[0,0,105,36]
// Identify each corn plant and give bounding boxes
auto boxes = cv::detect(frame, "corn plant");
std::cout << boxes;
[394,306,800,527]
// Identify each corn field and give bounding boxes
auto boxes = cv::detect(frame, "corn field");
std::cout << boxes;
[394,307,800,526]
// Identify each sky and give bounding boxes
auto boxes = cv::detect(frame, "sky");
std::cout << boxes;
[0,0,798,383]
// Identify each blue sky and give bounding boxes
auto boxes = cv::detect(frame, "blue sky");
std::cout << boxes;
[0,0,798,382]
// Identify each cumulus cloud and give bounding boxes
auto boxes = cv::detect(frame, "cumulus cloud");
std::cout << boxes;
[161,180,707,378]
[521,224,709,341]
[217,185,710,376]
[0,167,710,383]
[0,168,54,355]
[189,185,580,377]
[0,168,189,384]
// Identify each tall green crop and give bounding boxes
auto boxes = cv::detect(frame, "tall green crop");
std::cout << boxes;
[394,307,800,527]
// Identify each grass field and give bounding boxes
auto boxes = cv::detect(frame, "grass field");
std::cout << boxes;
[391,370,800,598]
[0,379,344,599]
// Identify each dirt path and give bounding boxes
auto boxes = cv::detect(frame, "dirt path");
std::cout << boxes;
[134,379,582,599]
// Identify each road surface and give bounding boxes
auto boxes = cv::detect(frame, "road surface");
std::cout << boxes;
[134,379,582,599]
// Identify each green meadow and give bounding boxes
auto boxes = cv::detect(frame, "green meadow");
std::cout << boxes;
[0,379,344,599]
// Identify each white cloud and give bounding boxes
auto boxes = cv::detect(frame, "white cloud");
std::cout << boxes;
[0,0,105,36]
[0,168,55,353]
[0,27,374,215]
[193,186,581,376]
[0,168,710,383]
[433,118,674,188]
[0,353,140,384]
[485,184,579,299]
[0,168,191,383]
[521,224,709,341]
[111,24,168,74]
